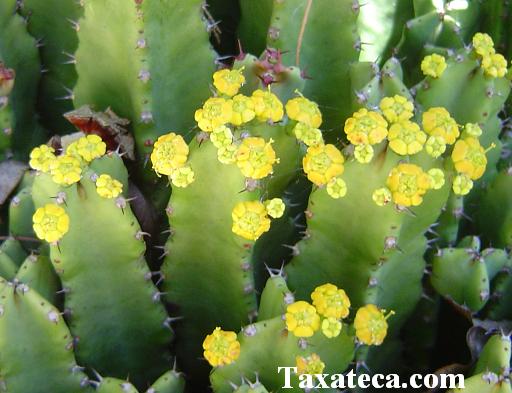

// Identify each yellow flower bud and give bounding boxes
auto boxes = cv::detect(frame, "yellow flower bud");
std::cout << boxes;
[354,144,374,163]
[421,54,447,78]
[326,177,347,199]
[264,198,285,219]
[95,174,123,198]
[170,166,195,188]
[321,318,342,339]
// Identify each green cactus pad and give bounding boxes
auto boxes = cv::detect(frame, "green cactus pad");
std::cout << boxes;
[0,278,91,393]
[210,317,355,393]
[266,0,360,141]
[0,0,46,158]
[146,370,185,393]
[18,0,82,132]
[15,254,59,304]
[73,0,215,154]
[31,155,172,388]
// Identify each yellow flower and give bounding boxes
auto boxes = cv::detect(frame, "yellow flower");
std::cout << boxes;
[236,137,278,179]
[29,145,56,172]
[372,187,392,206]
[170,166,195,188]
[296,354,325,375]
[150,133,189,176]
[195,97,233,132]
[50,154,82,185]
[354,304,393,346]
[293,122,324,147]
[472,32,495,58]
[213,68,245,97]
[422,107,459,145]
[387,120,427,156]
[354,144,374,164]
[32,204,70,243]
[264,198,285,219]
[326,177,347,199]
[217,144,238,165]
[420,54,447,78]
[285,301,321,338]
[210,126,233,148]
[386,163,432,206]
[482,53,508,78]
[464,123,482,137]
[354,304,394,345]
[230,94,256,125]
[452,173,473,195]
[251,89,284,122]
[303,144,344,186]
[285,96,322,127]
[425,135,447,158]
[95,174,123,199]
[379,95,414,123]
[344,108,388,145]
[71,135,106,162]
[321,318,342,338]
[427,168,445,190]
[311,283,350,319]
[451,137,487,180]
[231,200,271,241]
[203,327,240,367]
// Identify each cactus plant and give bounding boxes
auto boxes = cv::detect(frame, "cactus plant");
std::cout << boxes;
[0,1,511,392]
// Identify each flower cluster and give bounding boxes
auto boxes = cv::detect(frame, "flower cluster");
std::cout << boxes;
[284,283,350,339]
[420,54,447,78]
[194,69,288,182]
[202,283,392,369]
[66,134,106,162]
[28,135,125,245]
[150,132,195,188]
[472,33,508,78]
[231,198,285,241]
[296,353,325,375]
[341,92,492,204]
[29,135,109,187]
[285,283,393,346]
